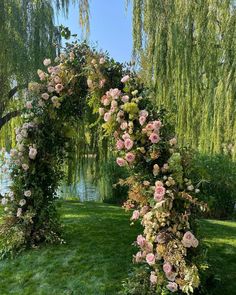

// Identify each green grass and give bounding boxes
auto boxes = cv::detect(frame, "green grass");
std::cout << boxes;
[0,201,235,295]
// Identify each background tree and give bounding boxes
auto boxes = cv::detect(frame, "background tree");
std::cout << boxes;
[128,0,236,159]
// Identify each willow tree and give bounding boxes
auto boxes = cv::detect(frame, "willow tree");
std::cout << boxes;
[128,0,236,159]
[0,0,89,141]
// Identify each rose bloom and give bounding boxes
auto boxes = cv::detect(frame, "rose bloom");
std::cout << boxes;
[17,208,22,217]
[41,93,49,100]
[116,157,127,167]
[154,192,164,202]
[19,199,26,206]
[104,112,111,122]
[131,210,140,221]
[116,139,124,150]
[125,152,135,163]
[48,86,54,93]
[120,121,128,130]
[121,75,130,83]
[153,120,162,129]
[122,95,129,103]
[1,198,7,206]
[153,164,160,176]
[166,272,177,282]
[37,69,46,81]
[122,132,130,141]
[149,132,160,144]
[146,123,154,131]
[43,58,51,66]
[24,190,31,197]
[99,57,105,64]
[143,181,150,186]
[140,205,149,216]
[103,98,110,106]
[163,262,172,274]
[166,282,178,292]
[169,137,177,146]
[182,231,197,248]
[55,84,64,93]
[99,108,105,116]
[99,79,106,88]
[26,101,33,109]
[136,235,146,247]
[150,272,158,285]
[29,147,37,160]
[124,138,134,150]
[139,116,146,126]
[54,76,61,84]
[146,253,155,265]
[22,164,29,171]
[140,110,148,117]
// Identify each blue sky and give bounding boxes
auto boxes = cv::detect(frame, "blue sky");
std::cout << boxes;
[56,0,133,63]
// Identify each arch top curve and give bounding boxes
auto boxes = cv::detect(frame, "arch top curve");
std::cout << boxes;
[0,41,206,294]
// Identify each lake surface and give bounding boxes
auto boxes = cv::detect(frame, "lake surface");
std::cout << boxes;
[0,156,102,202]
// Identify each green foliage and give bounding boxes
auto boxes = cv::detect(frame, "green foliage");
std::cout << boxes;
[186,153,236,219]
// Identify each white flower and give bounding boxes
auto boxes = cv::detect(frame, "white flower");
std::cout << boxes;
[121,75,130,83]
[17,208,22,217]
[24,190,31,197]
[41,93,49,100]
[29,147,37,160]
[43,58,51,66]
[19,199,26,206]
[1,197,8,206]
[22,164,29,171]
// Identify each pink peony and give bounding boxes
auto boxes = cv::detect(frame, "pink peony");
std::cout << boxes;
[121,75,130,83]
[149,133,160,144]
[163,262,172,274]
[146,253,155,265]
[150,272,158,285]
[116,157,127,167]
[55,84,64,93]
[136,235,146,247]
[131,210,140,220]
[166,282,178,292]
[124,138,134,150]
[139,116,146,126]
[125,152,135,163]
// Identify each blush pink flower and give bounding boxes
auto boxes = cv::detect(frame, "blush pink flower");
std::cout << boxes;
[131,210,140,220]
[124,138,134,150]
[122,132,130,141]
[125,152,135,163]
[116,139,124,150]
[163,262,172,274]
[136,235,146,247]
[146,123,154,131]
[54,76,61,84]
[55,84,64,93]
[140,110,148,118]
[149,133,160,144]
[121,75,130,83]
[41,93,49,100]
[122,95,129,103]
[150,272,158,285]
[166,282,178,292]
[121,121,128,130]
[103,98,110,106]
[153,120,162,130]
[182,231,199,248]
[43,58,51,66]
[154,185,166,202]
[139,116,146,126]
[116,157,127,167]
[146,253,155,265]
[135,251,143,263]
[104,112,111,122]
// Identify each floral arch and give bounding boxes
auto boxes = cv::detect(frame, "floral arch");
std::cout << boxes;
[0,41,207,294]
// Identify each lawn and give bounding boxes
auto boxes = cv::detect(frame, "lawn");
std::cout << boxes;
[0,201,235,295]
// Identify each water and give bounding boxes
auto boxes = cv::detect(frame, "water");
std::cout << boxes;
[0,155,102,202]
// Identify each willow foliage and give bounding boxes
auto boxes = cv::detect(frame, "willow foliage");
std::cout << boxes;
[130,0,236,159]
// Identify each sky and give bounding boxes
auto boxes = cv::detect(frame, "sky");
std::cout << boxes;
[56,0,133,63]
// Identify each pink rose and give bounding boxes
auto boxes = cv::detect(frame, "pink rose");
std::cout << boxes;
[125,152,135,163]
[146,123,154,131]
[99,79,106,88]
[103,98,110,106]
[140,110,148,117]
[116,139,124,150]
[131,210,140,220]
[104,112,111,122]
[163,262,172,274]
[149,133,160,144]
[122,95,129,103]
[181,231,198,248]
[122,132,130,140]
[121,121,128,130]
[166,272,177,282]
[121,75,130,83]
[136,235,146,247]
[135,251,143,263]
[166,282,178,292]
[116,157,127,167]
[41,93,49,100]
[55,84,64,93]
[150,272,157,285]
[139,116,146,126]
[146,253,155,265]
[153,120,162,130]
[124,138,134,150]
[54,76,61,84]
